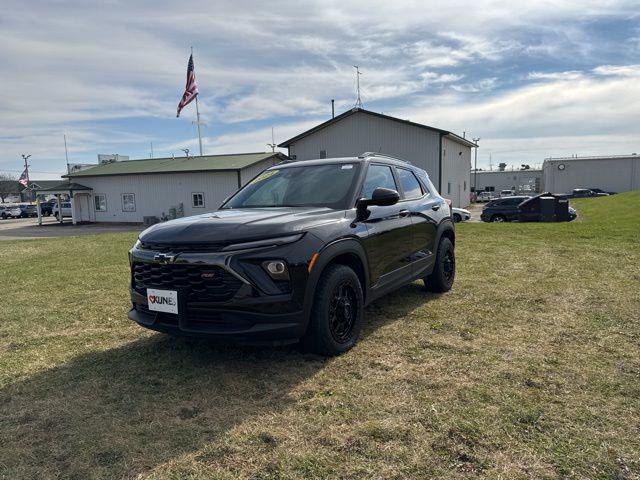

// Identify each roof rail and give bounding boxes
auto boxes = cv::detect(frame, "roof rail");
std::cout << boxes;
[358,152,412,164]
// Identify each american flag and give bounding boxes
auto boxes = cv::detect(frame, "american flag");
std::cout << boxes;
[18,169,28,187]
[176,54,199,117]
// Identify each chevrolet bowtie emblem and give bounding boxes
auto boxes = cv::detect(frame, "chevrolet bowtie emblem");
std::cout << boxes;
[154,253,176,264]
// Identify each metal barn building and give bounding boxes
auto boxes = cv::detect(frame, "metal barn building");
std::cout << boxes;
[44,152,285,223]
[542,155,640,194]
[278,108,476,207]
[472,169,542,195]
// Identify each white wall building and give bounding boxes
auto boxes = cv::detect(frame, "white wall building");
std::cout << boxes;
[45,152,285,223]
[542,155,640,194]
[278,108,476,207]
[472,169,542,194]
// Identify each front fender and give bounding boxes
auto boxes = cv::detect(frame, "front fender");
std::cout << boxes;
[301,237,370,329]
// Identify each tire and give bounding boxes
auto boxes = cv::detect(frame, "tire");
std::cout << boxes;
[491,214,506,222]
[453,213,462,223]
[304,264,364,356]
[424,237,455,293]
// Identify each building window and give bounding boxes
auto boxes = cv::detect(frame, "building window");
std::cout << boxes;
[94,194,107,212]
[192,192,204,208]
[447,182,451,194]
[319,150,327,159]
[122,193,136,212]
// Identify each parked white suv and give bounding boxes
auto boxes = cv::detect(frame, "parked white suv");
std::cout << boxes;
[53,202,73,219]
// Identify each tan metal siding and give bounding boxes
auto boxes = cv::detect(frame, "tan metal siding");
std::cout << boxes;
[542,157,640,193]
[289,112,441,178]
[75,171,240,222]
[441,137,471,208]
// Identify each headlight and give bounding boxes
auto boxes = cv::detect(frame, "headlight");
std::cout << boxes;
[222,233,304,251]
[133,239,142,249]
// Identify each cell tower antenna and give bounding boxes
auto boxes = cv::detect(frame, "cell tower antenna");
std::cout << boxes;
[353,65,363,109]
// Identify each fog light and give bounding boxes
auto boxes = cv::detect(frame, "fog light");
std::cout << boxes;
[262,260,289,280]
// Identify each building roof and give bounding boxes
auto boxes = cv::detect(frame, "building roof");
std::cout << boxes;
[35,181,93,193]
[472,169,542,174]
[544,154,639,162]
[278,108,478,149]
[23,180,64,190]
[64,152,287,178]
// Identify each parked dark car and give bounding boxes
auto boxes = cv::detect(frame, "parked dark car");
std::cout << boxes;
[128,154,456,355]
[519,193,577,222]
[569,188,608,198]
[480,196,530,222]
[40,202,53,216]
[588,188,614,195]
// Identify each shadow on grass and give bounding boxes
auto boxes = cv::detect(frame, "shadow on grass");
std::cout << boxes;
[0,283,434,478]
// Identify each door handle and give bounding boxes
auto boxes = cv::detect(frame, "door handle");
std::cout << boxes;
[399,209,410,217]
[431,204,441,211]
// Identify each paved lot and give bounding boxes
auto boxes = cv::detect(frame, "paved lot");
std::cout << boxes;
[0,216,141,240]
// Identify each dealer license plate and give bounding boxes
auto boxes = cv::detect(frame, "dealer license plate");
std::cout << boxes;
[147,288,179,314]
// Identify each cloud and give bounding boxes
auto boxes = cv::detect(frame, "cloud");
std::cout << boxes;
[1,0,639,174]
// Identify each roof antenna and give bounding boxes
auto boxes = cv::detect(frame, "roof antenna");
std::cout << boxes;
[267,127,276,152]
[353,65,363,109]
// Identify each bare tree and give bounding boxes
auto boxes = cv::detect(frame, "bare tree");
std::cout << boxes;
[0,173,19,203]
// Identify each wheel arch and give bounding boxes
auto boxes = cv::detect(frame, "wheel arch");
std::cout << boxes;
[302,238,370,327]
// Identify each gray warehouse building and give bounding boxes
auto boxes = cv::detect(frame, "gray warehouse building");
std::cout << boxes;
[40,152,285,223]
[543,154,640,194]
[472,169,542,195]
[278,108,476,207]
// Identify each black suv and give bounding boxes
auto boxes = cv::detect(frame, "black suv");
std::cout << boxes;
[128,154,456,355]
[480,196,530,222]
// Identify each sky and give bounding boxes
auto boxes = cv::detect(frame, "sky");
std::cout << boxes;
[1,0,639,180]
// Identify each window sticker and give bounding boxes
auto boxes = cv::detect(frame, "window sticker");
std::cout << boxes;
[341,164,354,170]
[250,170,279,184]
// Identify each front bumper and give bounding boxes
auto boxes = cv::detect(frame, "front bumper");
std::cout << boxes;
[128,236,321,344]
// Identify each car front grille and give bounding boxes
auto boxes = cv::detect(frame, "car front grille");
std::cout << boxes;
[133,262,243,302]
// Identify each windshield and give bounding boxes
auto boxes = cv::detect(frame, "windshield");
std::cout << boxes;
[223,163,361,209]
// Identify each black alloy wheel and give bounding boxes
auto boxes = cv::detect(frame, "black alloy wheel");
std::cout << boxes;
[328,282,358,343]
[305,264,364,356]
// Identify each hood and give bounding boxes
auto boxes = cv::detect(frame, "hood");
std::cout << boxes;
[139,207,345,245]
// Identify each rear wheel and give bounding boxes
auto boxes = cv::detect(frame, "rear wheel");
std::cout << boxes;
[491,214,506,222]
[304,264,363,356]
[425,237,455,292]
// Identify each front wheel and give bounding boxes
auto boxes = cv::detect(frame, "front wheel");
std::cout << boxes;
[425,237,455,292]
[304,264,364,356]
[453,213,462,223]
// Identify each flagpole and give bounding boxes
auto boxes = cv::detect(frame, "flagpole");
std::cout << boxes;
[195,95,203,156]
[191,46,204,156]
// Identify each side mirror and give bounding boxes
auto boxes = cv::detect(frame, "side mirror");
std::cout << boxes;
[356,187,400,220]
[368,187,400,207]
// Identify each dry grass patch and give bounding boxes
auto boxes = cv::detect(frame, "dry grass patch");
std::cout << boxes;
[1,192,639,479]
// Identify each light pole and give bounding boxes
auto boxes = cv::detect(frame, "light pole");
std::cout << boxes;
[472,138,480,193]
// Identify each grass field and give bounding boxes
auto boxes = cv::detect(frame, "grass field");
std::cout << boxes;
[1,192,639,479]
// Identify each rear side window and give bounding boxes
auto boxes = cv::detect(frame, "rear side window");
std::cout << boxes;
[396,168,423,199]
[360,164,398,199]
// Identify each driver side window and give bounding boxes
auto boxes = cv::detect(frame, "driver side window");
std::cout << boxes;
[360,164,397,199]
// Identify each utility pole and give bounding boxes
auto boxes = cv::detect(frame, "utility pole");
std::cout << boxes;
[353,66,363,108]
[331,99,335,118]
[472,137,480,192]
[489,152,493,171]
[21,154,31,186]
[150,142,154,159]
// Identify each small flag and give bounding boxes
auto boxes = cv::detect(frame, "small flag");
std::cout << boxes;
[18,169,28,187]
[176,54,199,117]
